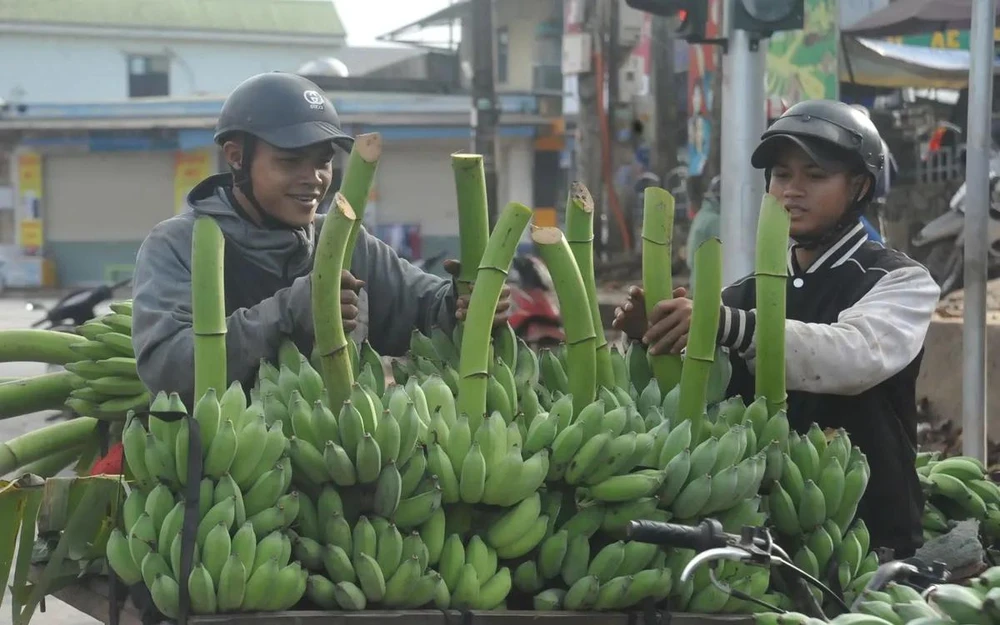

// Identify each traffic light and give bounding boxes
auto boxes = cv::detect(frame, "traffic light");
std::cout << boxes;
[624,0,710,43]
[732,0,803,35]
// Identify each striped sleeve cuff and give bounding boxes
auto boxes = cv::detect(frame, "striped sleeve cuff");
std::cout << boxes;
[717,306,756,353]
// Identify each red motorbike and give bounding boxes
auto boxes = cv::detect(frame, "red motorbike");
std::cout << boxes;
[506,256,565,347]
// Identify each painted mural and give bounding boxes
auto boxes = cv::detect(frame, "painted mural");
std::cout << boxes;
[687,0,722,176]
[766,0,839,106]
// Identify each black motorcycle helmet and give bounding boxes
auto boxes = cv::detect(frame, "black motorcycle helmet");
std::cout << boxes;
[214,72,354,224]
[751,99,885,249]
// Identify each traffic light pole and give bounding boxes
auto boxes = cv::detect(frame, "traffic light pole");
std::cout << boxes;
[719,26,767,285]
[470,0,500,227]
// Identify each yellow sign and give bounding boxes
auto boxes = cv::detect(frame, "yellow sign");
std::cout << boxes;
[174,149,215,214]
[17,152,43,254]
[19,219,43,250]
[17,153,42,199]
[533,207,558,228]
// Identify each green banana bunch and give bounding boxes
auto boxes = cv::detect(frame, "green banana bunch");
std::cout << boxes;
[64,301,151,419]
[436,534,511,609]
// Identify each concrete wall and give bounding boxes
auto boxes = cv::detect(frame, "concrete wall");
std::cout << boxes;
[0,32,340,101]
[917,317,1000,441]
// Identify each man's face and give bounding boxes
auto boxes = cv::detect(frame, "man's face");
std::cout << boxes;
[229,139,336,228]
[767,141,869,240]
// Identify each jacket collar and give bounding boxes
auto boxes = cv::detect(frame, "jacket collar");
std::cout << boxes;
[788,221,868,276]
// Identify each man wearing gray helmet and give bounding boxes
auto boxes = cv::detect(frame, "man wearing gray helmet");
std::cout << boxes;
[614,100,939,558]
[131,72,509,405]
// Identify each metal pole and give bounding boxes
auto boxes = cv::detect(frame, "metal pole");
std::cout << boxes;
[471,0,500,226]
[961,0,994,463]
[719,27,767,285]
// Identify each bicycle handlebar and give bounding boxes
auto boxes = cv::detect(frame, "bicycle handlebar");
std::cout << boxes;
[625,519,732,552]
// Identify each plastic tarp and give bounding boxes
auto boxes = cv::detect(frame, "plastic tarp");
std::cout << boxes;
[841,36,1000,88]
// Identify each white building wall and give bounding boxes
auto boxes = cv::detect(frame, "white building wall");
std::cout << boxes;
[0,32,341,102]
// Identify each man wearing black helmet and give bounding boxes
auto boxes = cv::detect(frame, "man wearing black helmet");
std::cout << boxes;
[131,72,509,403]
[613,99,939,558]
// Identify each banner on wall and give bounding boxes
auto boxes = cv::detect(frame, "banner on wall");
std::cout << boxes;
[174,149,215,214]
[687,0,722,177]
[16,152,43,256]
[766,0,840,105]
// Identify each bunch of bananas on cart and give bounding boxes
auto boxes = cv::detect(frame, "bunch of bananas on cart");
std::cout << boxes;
[758,566,1000,625]
[915,452,1000,545]
[60,301,149,419]
[107,385,306,617]
[98,323,901,617]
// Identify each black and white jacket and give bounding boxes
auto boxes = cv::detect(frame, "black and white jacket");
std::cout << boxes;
[716,221,940,559]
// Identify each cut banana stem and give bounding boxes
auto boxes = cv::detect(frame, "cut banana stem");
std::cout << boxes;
[0,416,99,476]
[191,216,227,403]
[755,193,791,414]
[531,226,597,415]
[457,203,533,424]
[0,371,77,420]
[313,193,359,412]
[565,182,615,390]
[641,186,683,394]
[452,153,491,298]
[341,132,382,270]
[676,238,723,442]
[0,329,88,365]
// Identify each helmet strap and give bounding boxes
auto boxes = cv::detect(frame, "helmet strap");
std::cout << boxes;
[231,134,295,230]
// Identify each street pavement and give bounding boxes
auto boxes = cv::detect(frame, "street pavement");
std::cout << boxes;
[1,296,103,624]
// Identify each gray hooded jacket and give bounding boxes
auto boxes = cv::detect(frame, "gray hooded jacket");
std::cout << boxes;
[132,174,456,400]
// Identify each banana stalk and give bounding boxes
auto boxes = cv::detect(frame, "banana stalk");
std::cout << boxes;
[0,330,87,365]
[641,186,683,394]
[565,181,615,390]
[341,133,382,270]
[18,444,87,478]
[0,417,99,476]
[457,202,533,427]
[676,238,723,443]
[755,193,791,414]
[0,372,77,420]
[452,153,490,298]
[313,192,359,411]
[532,226,598,415]
[191,216,227,402]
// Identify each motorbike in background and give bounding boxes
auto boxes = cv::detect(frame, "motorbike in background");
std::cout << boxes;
[910,123,1000,296]
[507,256,565,348]
[28,276,133,331]
[410,249,566,347]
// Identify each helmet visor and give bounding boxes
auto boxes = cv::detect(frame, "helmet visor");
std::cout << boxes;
[254,120,355,152]
[751,134,860,173]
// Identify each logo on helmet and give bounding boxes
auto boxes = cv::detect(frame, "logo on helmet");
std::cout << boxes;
[303,90,326,110]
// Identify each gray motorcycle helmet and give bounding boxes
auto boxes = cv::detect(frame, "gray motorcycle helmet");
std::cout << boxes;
[752,99,884,203]
[214,72,354,151]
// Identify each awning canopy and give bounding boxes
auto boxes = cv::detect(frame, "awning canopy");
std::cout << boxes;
[843,0,1000,38]
[841,36,1000,89]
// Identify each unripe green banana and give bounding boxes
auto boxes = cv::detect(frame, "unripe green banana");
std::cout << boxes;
[564,574,601,610]
[561,533,591,587]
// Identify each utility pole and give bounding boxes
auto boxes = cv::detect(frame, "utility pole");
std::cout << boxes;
[719,26,766,285]
[575,0,605,256]
[471,0,500,225]
[605,0,625,252]
[649,14,677,179]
